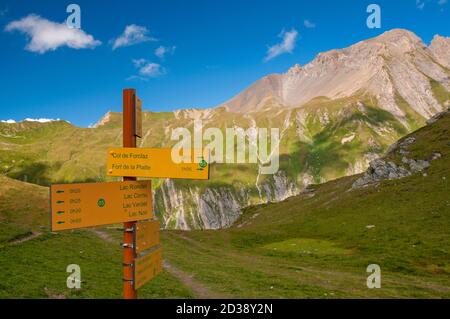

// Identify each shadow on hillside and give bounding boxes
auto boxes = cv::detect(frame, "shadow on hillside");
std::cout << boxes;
[8,162,55,186]
[8,161,106,186]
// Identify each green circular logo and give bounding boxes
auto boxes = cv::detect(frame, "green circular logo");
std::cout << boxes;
[97,198,106,208]
[199,159,207,169]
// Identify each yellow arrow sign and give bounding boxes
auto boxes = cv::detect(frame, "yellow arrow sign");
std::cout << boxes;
[134,246,162,290]
[106,148,210,180]
[134,220,160,255]
[50,181,153,231]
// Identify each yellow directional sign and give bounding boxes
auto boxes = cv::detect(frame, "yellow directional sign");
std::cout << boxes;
[106,148,210,180]
[134,220,160,255]
[134,247,162,289]
[50,181,153,231]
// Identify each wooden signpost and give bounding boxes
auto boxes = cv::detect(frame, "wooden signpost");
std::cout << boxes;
[122,88,140,299]
[49,88,209,299]
[134,96,142,138]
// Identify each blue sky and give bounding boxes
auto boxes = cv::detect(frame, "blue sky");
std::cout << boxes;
[0,0,449,127]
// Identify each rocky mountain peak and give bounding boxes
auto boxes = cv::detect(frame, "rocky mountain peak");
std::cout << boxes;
[430,34,450,69]
[92,111,112,128]
[221,28,449,123]
[374,28,422,43]
[367,29,426,54]
[431,34,450,44]
[287,64,302,75]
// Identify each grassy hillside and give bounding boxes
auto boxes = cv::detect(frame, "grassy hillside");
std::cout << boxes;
[0,176,48,243]
[0,111,448,298]
[161,111,450,298]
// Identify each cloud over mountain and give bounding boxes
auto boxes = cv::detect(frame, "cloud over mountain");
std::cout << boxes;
[264,28,298,62]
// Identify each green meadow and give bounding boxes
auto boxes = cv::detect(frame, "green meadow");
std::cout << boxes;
[0,112,448,299]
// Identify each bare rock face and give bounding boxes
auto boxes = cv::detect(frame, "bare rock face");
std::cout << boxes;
[402,157,430,173]
[351,106,448,189]
[222,29,449,123]
[287,64,302,75]
[92,111,112,128]
[157,179,247,230]
[352,152,434,189]
[155,167,303,229]
[400,137,416,148]
[261,170,300,202]
[430,35,450,69]
[221,74,284,113]
[352,159,411,188]
[426,111,447,125]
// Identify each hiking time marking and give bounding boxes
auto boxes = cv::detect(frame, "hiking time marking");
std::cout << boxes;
[50,180,153,231]
[134,246,162,290]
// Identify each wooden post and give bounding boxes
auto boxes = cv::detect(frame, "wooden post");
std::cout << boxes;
[122,88,137,299]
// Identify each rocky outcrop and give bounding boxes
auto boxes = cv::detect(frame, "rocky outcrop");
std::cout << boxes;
[352,143,440,188]
[401,157,430,172]
[352,159,411,188]
[352,107,448,189]
[426,110,448,125]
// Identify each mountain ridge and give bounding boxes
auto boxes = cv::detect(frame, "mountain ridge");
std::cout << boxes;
[221,29,450,123]
[3,29,448,129]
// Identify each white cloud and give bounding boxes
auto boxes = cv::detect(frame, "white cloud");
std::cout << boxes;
[264,28,298,62]
[132,58,147,68]
[126,75,149,82]
[131,58,165,78]
[5,14,101,53]
[155,45,176,59]
[111,24,156,50]
[416,0,426,9]
[303,19,316,28]
[1,118,67,124]
[24,118,61,123]
[140,62,164,77]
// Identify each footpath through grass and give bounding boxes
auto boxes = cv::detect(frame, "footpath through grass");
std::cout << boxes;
[0,227,193,298]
